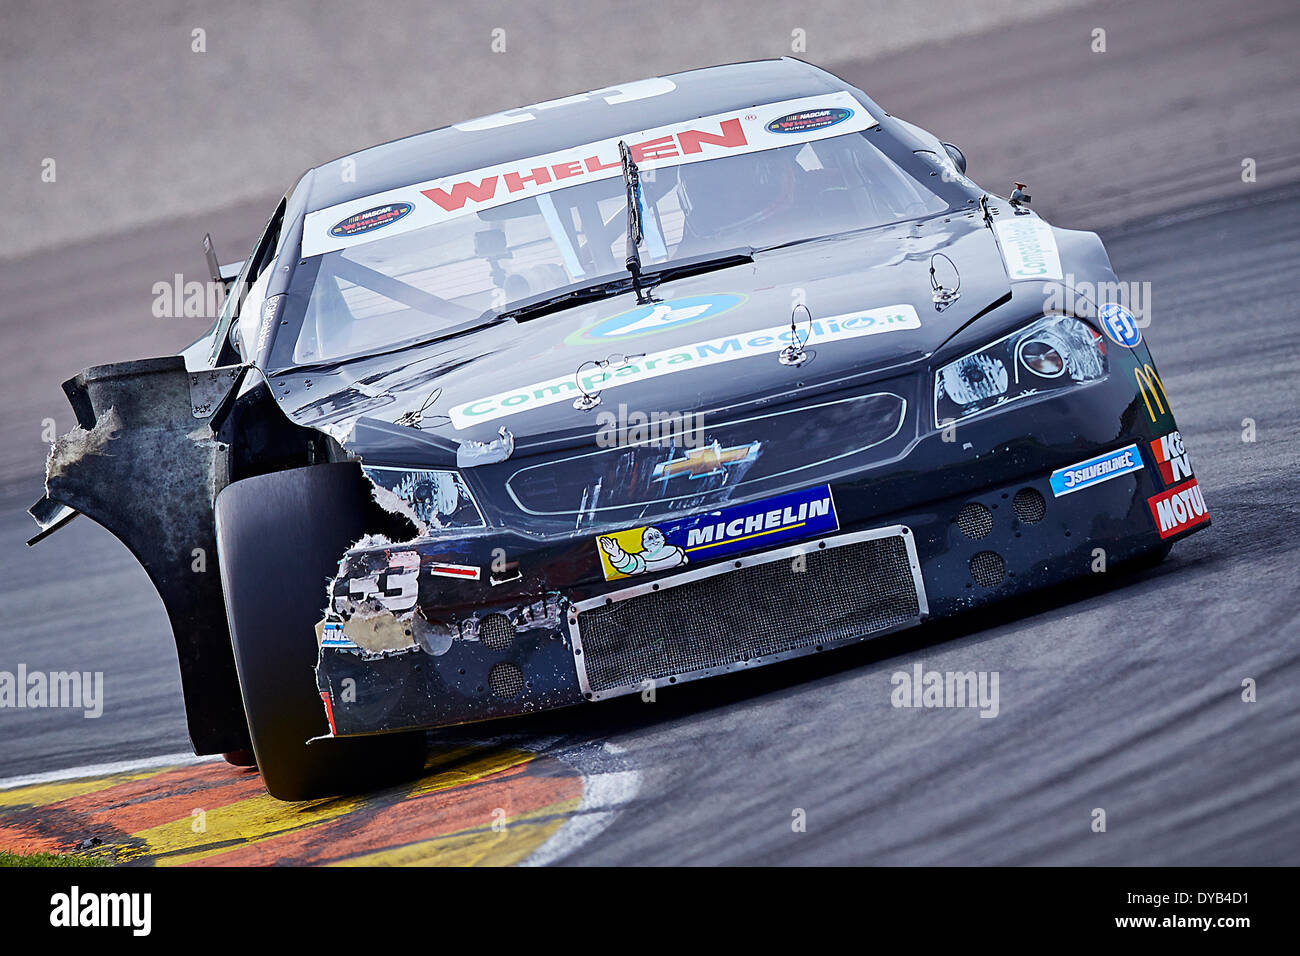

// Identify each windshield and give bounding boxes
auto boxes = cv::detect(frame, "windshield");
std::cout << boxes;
[289,131,950,364]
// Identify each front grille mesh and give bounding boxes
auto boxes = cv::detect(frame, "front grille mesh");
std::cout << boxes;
[1013,487,1047,524]
[489,662,525,698]
[956,502,994,538]
[576,533,920,694]
[479,613,514,650]
[970,550,1006,587]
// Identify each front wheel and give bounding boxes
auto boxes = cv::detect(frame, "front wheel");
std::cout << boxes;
[214,463,425,801]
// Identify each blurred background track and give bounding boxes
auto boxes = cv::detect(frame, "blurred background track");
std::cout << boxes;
[1,0,1297,864]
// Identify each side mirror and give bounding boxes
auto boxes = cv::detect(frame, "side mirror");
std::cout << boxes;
[202,233,245,292]
[941,142,967,175]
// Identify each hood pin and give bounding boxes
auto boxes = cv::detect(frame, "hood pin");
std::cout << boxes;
[779,303,813,367]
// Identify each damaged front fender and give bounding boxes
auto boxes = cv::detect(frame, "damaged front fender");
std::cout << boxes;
[30,356,250,755]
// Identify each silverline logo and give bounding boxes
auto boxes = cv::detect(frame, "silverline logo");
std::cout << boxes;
[50,886,151,936]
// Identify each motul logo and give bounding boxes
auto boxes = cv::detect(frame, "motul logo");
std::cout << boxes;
[1150,430,1194,486]
[1147,478,1209,539]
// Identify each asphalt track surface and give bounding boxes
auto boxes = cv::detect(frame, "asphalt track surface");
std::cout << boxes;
[1,0,1298,864]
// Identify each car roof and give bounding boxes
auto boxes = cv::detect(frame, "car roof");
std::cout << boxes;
[298,58,869,214]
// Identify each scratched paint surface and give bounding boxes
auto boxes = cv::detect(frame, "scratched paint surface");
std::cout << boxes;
[0,746,582,866]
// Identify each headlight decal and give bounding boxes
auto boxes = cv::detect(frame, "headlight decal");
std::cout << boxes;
[1015,337,1065,378]
[361,465,486,533]
[938,353,1009,406]
[934,315,1107,426]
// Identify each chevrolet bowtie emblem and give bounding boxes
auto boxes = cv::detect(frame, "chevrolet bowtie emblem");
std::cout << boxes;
[652,441,760,481]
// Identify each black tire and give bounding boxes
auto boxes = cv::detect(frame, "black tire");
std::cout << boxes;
[214,462,426,800]
[1127,541,1174,572]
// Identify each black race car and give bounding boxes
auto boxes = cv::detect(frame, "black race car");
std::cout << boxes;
[29,58,1209,799]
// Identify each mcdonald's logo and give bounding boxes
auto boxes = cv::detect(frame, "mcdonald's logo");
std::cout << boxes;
[1134,363,1169,422]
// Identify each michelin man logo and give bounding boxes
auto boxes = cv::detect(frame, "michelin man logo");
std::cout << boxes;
[597,527,687,578]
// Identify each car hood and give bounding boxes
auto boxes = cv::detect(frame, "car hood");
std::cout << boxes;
[272,210,1011,462]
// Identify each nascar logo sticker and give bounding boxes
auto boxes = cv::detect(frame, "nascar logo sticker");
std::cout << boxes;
[766,107,854,134]
[1147,478,1209,539]
[1049,444,1143,497]
[329,202,413,238]
[595,484,839,581]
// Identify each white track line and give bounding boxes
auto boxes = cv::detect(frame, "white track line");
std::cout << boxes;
[522,763,641,866]
[0,752,219,790]
[438,735,642,866]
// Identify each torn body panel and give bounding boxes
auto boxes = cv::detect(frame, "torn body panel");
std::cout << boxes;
[314,518,580,735]
[33,356,249,754]
[360,467,484,536]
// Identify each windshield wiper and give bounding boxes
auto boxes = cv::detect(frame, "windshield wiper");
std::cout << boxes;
[619,140,649,304]
[488,249,755,327]
[643,248,752,284]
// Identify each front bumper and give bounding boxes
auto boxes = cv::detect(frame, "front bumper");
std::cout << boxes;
[317,344,1209,736]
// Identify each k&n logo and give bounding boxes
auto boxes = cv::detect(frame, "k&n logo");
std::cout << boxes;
[1150,430,1193,487]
